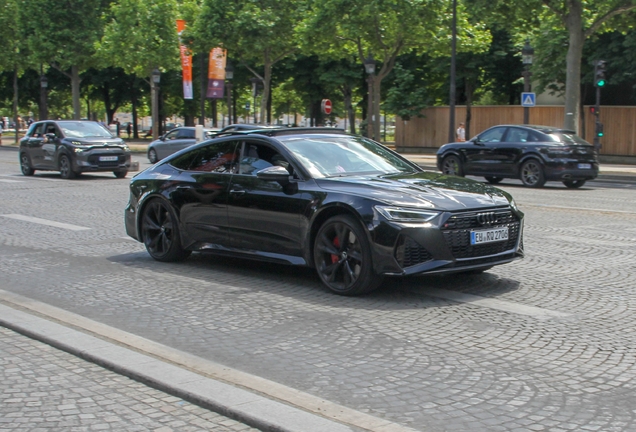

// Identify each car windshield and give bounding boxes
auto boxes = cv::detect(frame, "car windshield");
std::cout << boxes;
[545,132,591,145]
[279,135,419,178]
[58,121,113,138]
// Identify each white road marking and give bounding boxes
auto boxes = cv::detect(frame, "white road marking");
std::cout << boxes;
[0,179,22,183]
[0,214,91,231]
[0,174,64,182]
[527,203,636,215]
[425,288,571,320]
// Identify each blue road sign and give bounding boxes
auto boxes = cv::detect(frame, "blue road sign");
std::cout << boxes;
[521,92,536,107]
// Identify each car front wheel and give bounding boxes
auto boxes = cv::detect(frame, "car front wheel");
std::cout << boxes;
[563,179,586,188]
[485,176,502,184]
[148,148,158,164]
[313,215,382,296]
[20,153,35,176]
[141,198,191,262]
[520,159,545,187]
[59,154,76,179]
[441,155,464,176]
[114,170,128,178]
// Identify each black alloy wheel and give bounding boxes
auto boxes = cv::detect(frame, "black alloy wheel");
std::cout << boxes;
[148,148,158,164]
[313,215,382,296]
[563,179,586,189]
[520,159,545,187]
[141,199,191,262]
[114,170,128,178]
[59,154,76,179]
[441,155,464,176]
[485,176,502,184]
[20,153,35,176]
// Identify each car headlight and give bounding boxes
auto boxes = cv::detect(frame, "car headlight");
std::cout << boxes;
[74,147,86,153]
[375,206,440,222]
[121,145,130,151]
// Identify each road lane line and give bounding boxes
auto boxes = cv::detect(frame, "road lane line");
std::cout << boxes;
[425,288,571,320]
[0,179,23,183]
[0,214,91,231]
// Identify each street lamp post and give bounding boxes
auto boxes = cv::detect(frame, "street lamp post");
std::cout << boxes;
[363,53,376,139]
[250,77,261,124]
[151,68,161,140]
[522,39,534,125]
[39,74,48,120]
[225,62,234,125]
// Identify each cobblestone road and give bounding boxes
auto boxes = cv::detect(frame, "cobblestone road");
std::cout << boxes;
[1,149,636,431]
[0,326,258,432]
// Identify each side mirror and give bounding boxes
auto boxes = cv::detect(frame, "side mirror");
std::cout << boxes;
[256,165,291,184]
[43,133,56,143]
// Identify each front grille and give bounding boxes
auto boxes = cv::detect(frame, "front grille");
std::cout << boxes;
[395,235,433,268]
[88,154,124,167]
[441,209,520,259]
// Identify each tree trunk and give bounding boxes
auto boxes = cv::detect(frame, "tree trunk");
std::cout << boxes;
[465,81,473,138]
[260,62,272,124]
[564,2,584,132]
[71,65,82,120]
[13,65,19,145]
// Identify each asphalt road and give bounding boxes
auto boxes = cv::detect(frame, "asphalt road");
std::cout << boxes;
[1,148,636,431]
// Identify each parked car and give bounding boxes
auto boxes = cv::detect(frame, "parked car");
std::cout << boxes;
[210,124,282,137]
[147,127,216,163]
[437,124,599,188]
[125,127,524,296]
[19,120,131,179]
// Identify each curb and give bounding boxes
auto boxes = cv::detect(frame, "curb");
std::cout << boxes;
[0,302,357,432]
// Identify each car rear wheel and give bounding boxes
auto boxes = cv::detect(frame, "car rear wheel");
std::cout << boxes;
[59,154,76,179]
[313,215,382,296]
[141,199,191,262]
[485,176,502,184]
[520,159,545,187]
[114,170,128,178]
[441,155,464,176]
[20,153,35,176]
[563,179,586,188]
[148,148,158,164]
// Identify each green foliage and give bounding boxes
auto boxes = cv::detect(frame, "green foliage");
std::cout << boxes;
[383,64,430,120]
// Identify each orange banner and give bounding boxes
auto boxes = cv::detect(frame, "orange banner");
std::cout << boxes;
[207,48,226,98]
[176,19,193,99]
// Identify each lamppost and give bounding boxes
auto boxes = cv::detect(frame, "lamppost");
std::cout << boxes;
[151,68,161,140]
[225,62,234,125]
[363,52,376,139]
[250,77,261,124]
[522,39,534,125]
[39,74,48,120]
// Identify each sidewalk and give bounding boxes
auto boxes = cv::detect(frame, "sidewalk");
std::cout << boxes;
[0,290,412,432]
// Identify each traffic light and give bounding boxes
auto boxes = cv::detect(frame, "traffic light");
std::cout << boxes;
[589,106,597,115]
[594,60,606,87]
[595,122,604,138]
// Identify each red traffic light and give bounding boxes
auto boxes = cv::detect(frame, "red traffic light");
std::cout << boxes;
[589,107,596,114]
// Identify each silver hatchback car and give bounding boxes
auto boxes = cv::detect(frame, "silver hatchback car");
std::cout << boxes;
[147,127,216,163]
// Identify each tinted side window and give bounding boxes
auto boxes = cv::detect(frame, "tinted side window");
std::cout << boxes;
[169,150,200,171]
[189,141,240,173]
[504,128,537,143]
[180,129,195,139]
[165,130,179,140]
[479,127,506,143]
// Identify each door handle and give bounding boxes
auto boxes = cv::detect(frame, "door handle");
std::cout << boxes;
[176,185,194,190]
[229,188,245,195]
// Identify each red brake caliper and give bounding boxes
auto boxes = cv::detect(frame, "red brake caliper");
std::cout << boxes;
[331,236,340,264]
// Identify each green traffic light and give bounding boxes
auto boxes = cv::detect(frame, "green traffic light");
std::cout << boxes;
[597,79,606,87]
[597,132,604,137]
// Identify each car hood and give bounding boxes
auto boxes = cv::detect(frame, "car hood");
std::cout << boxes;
[316,171,511,211]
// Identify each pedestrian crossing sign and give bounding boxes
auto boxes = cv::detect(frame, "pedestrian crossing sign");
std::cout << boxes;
[521,92,536,107]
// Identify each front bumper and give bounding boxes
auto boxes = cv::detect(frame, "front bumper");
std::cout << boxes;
[370,207,524,276]
[74,151,131,173]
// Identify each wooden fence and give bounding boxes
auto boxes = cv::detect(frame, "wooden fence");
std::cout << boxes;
[395,105,636,157]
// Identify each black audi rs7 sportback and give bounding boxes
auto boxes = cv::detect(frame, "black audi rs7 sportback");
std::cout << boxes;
[125,128,524,295]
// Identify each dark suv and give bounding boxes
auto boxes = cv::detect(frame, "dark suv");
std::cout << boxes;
[19,120,132,179]
[437,124,599,188]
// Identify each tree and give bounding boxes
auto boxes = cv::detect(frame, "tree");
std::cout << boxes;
[467,0,636,132]
[22,0,109,119]
[302,0,490,140]
[99,0,179,138]
[193,0,303,124]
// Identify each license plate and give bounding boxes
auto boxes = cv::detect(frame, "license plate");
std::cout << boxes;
[470,227,509,245]
[99,156,118,161]
[578,163,591,169]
